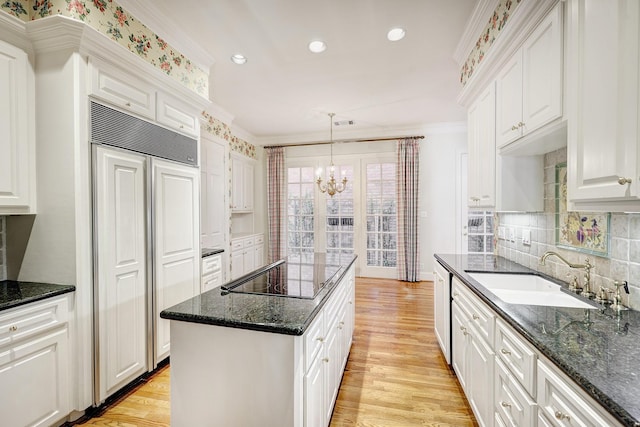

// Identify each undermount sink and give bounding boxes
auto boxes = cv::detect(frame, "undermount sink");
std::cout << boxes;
[467,273,597,309]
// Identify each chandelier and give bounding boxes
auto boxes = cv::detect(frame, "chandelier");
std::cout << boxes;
[316,113,348,197]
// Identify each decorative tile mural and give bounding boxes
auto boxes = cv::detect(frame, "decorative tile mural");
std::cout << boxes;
[201,111,257,160]
[460,0,523,86]
[1,0,208,97]
[556,163,610,256]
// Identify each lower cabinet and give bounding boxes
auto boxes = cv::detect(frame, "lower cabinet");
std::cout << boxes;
[201,252,223,292]
[230,234,264,280]
[0,296,71,427]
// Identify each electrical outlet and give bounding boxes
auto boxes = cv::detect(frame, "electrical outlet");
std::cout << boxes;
[509,228,516,243]
[522,228,531,246]
[498,226,506,240]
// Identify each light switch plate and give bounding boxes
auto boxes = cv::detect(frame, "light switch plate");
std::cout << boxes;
[509,228,516,243]
[522,228,531,246]
[498,226,506,240]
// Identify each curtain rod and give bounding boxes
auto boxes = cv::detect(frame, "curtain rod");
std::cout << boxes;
[265,135,424,148]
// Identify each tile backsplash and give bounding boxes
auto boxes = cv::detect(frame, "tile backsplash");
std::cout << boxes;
[0,216,5,281]
[496,148,640,310]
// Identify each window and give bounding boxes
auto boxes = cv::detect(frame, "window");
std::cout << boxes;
[365,163,397,268]
[467,210,494,254]
[325,165,355,266]
[287,167,315,256]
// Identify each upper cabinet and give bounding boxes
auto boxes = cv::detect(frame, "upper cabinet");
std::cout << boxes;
[567,0,640,211]
[496,3,563,149]
[231,155,255,213]
[0,39,36,214]
[467,82,496,208]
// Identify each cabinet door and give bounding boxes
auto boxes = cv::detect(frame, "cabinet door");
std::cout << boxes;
[231,250,244,280]
[451,303,468,391]
[468,328,495,427]
[0,327,69,427]
[567,0,640,203]
[324,323,341,422]
[522,3,563,134]
[201,137,227,248]
[94,147,148,401]
[304,354,326,427]
[495,54,523,147]
[156,91,198,137]
[243,247,256,275]
[153,159,200,366]
[254,244,264,269]
[468,83,496,207]
[243,162,254,211]
[231,157,244,211]
[0,40,33,212]
[433,266,450,363]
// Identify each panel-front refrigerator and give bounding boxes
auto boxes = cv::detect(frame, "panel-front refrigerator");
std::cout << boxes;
[91,102,200,403]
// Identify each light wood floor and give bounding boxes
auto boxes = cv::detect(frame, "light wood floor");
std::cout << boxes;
[76,278,477,426]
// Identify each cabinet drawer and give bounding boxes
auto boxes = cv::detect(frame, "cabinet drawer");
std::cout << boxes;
[537,359,622,427]
[231,239,244,251]
[201,272,222,293]
[89,60,155,120]
[202,254,222,275]
[254,234,264,245]
[495,358,537,427]
[243,237,255,247]
[0,297,69,348]
[495,318,536,397]
[453,277,495,344]
[304,311,325,372]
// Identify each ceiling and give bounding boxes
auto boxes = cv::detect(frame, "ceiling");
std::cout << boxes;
[119,0,477,144]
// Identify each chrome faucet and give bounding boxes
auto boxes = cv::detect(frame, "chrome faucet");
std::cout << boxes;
[540,251,594,298]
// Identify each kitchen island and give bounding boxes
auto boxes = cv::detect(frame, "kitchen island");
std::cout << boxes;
[436,253,640,427]
[161,253,356,427]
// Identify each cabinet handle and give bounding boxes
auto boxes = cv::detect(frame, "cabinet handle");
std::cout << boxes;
[8,325,17,332]
[125,102,131,107]
[500,401,511,408]
[517,121,525,128]
[500,348,511,355]
[180,125,184,129]
[453,292,459,298]
[472,314,479,320]
[618,177,632,185]
[323,357,329,363]
[316,337,324,342]
[511,124,519,131]
[460,326,468,336]
[554,411,570,421]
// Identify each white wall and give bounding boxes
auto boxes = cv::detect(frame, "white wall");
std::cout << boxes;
[421,130,467,280]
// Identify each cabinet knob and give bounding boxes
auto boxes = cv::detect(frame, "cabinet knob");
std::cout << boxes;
[618,177,632,185]
[472,314,479,320]
[453,292,459,298]
[125,102,131,107]
[316,337,324,343]
[8,325,17,332]
[518,121,525,128]
[500,348,511,355]
[500,401,512,408]
[460,326,468,336]
[554,411,570,421]
[323,357,330,363]
[511,125,519,131]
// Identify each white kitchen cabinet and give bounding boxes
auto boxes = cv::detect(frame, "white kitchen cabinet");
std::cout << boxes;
[231,155,255,212]
[230,234,263,280]
[433,261,451,364]
[537,358,622,427]
[201,252,223,293]
[566,0,640,210]
[467,82,496,208]
[88,58,155,120]
[201,135,227,249]
[0,296,70,427]
[495,358,537,427]
[496,2,563,148]
[0,39,36,214]
[156,91,199,138]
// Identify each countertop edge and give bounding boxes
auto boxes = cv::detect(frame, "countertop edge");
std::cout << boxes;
[0,283,76,312]
[435,254,638,427]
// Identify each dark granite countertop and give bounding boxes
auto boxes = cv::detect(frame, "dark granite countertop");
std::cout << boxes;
[161,253,357,336]
[436,253,640,427]
[202,247,224,258]
[0,280,75,312]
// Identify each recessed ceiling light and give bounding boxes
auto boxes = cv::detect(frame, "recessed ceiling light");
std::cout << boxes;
[308,40,327,53]
[230,54,247,65]
[387,27,406,42]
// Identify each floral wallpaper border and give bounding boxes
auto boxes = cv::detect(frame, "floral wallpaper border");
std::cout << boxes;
[460,0,522,86]
[1,0,208,97]
[201,111,256,160]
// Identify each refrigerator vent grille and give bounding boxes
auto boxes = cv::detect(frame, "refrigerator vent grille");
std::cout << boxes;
[90,101,198,166]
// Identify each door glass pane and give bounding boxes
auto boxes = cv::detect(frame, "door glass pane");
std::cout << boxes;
[467,210,494,255]
[366,163,397,268]
[287,167,315,256]
[324,164,355,262]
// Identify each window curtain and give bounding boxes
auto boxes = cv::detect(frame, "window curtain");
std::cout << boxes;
[397,138,420,282]
[265,146,286,263]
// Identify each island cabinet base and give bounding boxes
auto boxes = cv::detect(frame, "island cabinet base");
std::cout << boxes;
[170,322,303,427]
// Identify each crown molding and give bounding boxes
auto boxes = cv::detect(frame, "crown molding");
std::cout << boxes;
[116,0,215,72]
[202,101,235,127]
[230,124,255,143]
[26,15,211,111]
[0,10,32,53]
[453,0,499,67]
[456,0,561,108]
